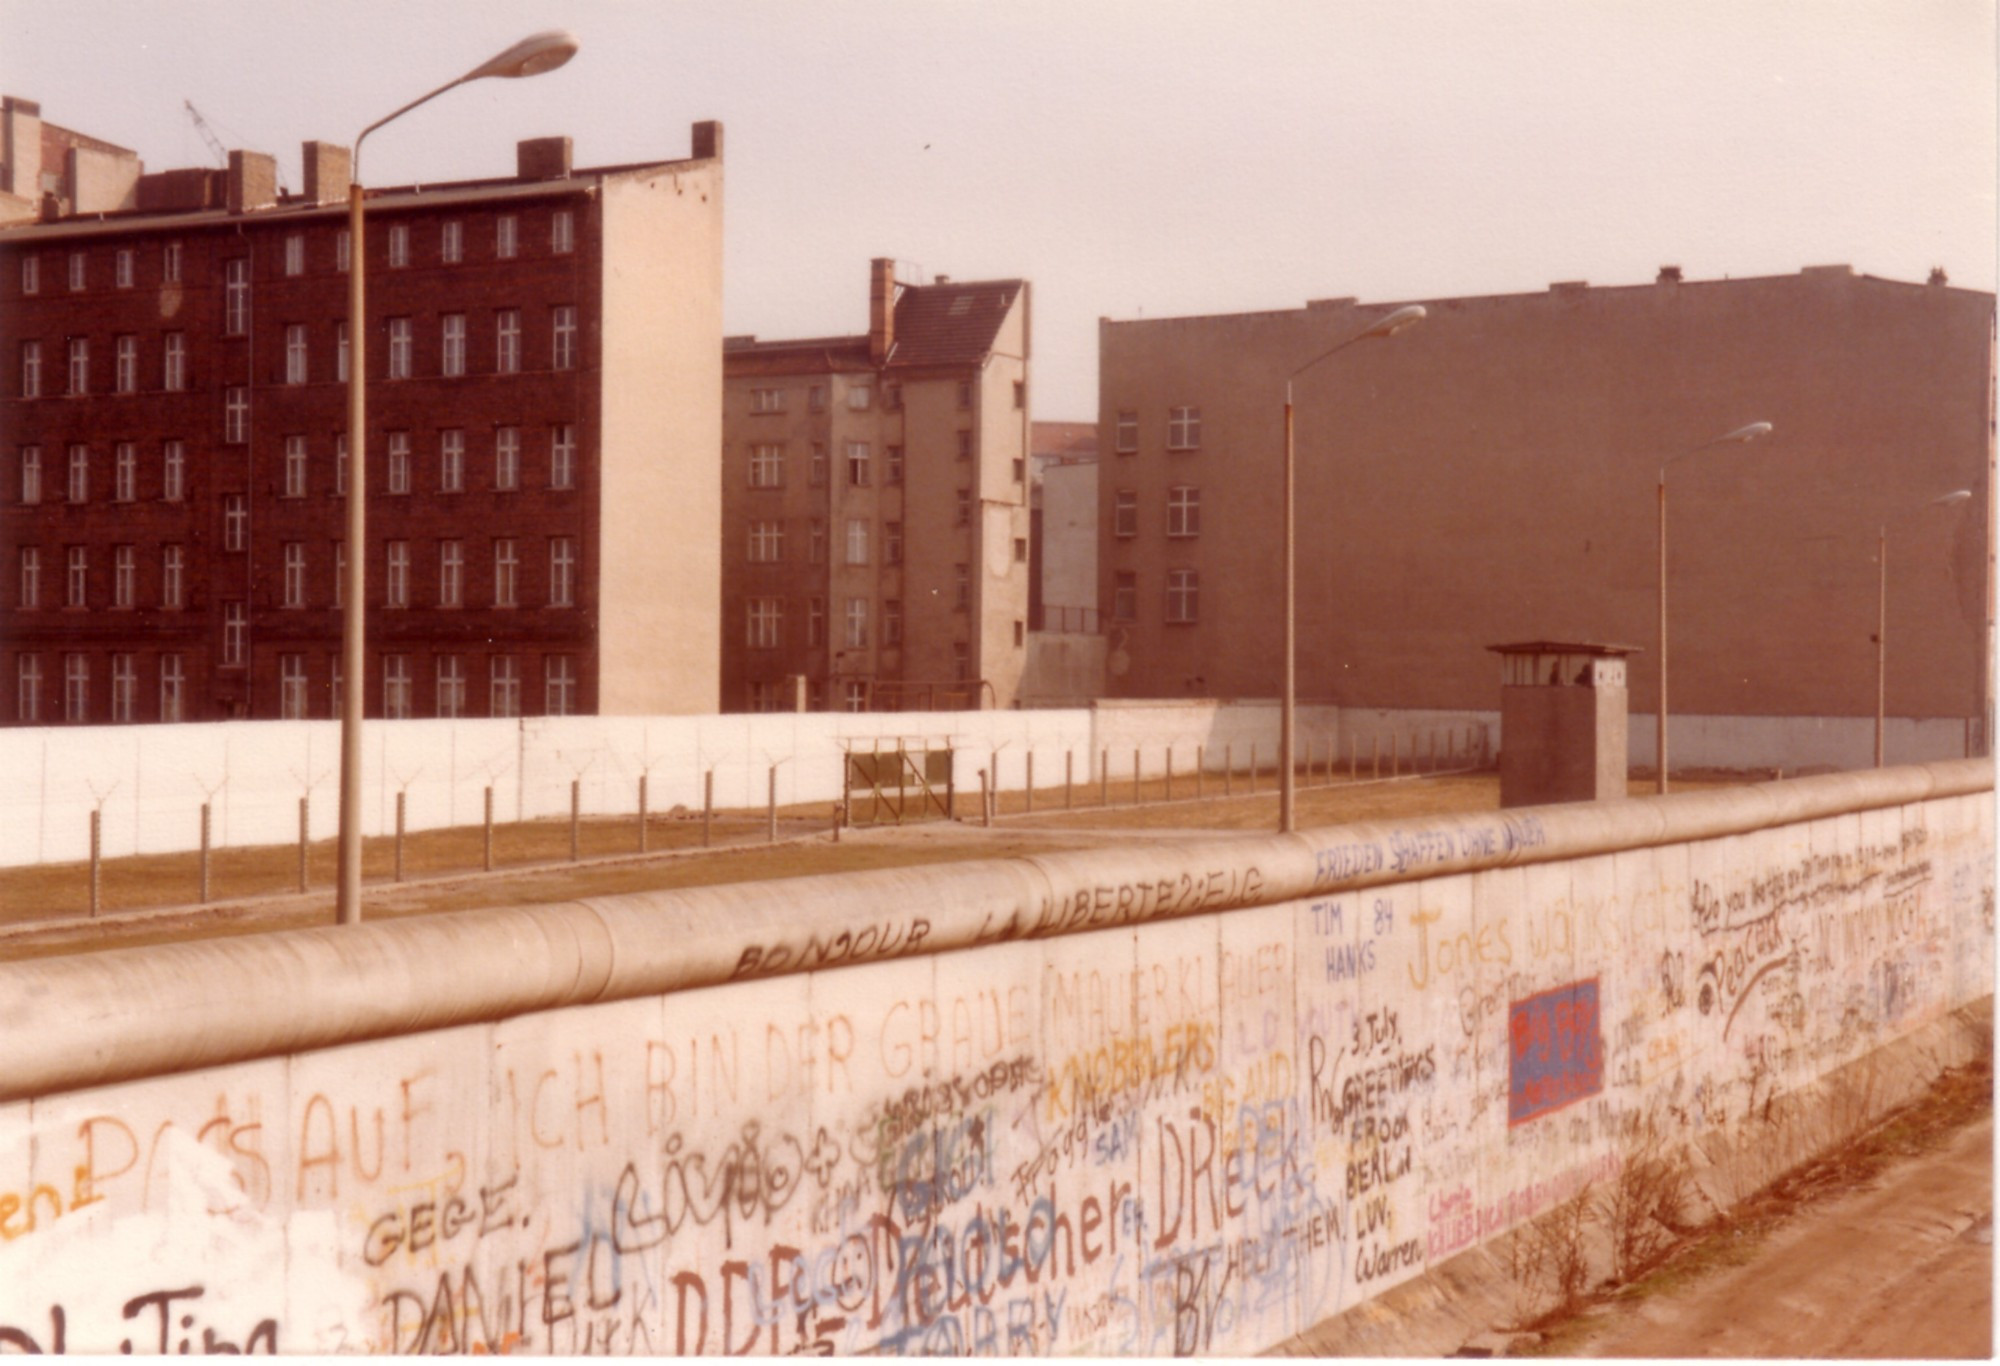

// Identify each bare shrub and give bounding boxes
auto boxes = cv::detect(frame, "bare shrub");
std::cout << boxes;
[1603,1122,1696,1282]
[1502,1181,1599,1327]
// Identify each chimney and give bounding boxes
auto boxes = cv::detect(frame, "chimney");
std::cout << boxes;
[1,95,42,199]
[302,141,352,204]
[226,149,277,214]
[517,136,572,180]
[1656,265,1683,284]
[691,120,722,161]
[1929,266,1949,287]
[869,257,897,365]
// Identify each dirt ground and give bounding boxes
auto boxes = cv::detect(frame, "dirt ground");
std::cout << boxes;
[1519,1059,1994,1359]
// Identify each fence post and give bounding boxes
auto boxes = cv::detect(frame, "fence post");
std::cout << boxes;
[483,786,495,872]
[89,808,101,918]
[1025,752,1034,815]
[1165,747,1174,801]
[638,774,649,853]
[297,796,310,894]
[1349,735,1357,781]
[1392,732,1401,777]
[1225,743,1234,797]
[394,791,406,883]
[831,802,844,843]
[768,765,779,844]
[570,780,581,863]
[1065,749,1074,810]
[1197,744,1206,800]
[1132,748,1142,805]
[199,802,211,904]
[1372,734,1381,780]
[1249,743,1258,795]
[703,769,714,848]
[980,769,993,828]
[1100,749,1110,807]
[947,760,957,821]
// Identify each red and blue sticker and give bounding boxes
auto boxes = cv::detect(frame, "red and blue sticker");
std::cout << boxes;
[1508,978,1604,1125]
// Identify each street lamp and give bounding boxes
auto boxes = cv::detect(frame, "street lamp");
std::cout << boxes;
[1655,421,1772,795]
[1280,303,1426,833]
[1875,489,1972,767]
[337,30,579,927]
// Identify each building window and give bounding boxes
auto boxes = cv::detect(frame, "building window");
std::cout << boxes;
[1014,379,1026,409]
[115,335,137,393]
[384,541,409,607]
[496,214,518,259]
[545,656,577,715]
[66,445,88,503]
[748,519,784,563]
[808,384,826,412]
[224,386,249,444]
[63,654,88,722]
[222,601,247,666]
[280,654,308,719]
[436,655,466,717]
[1166,568,1199,623]
[20,255,37,294]
[387,431,410,494]
[494,539,518,607]
[113,443,136,502]
[335,434,348,497]
[383,654,412,718]
[1114,571,1137,622]
[747,597,781,649]
[110,655,136,722]
[1014,536,1028,563]
[441,220,463,264]
[750,387,784,414]
[845,597,869,648]
[224,258,249,335]
[18,445,39,504]
[843,680,869,713]
[67,337,89,394]
[748,681,777,714]
[329,660,342,716]
[886,521,903,565]
[284,324,308,384]
[956,430,972,461]
[491,656,520,718]
[441,313,466,376]
[162,545,184,609]
[953,640,970,682]
[163,441,185,501]
[884,383,902,410]
[552,305,576,369]
[845,518,870,565]
[282,542,307,607]
[808,443,827,487]
[163,332,187,391]
[68,251,85,292]
[749,443,784,488]
[162,241,182,283]
[387,223,409,269]
[956,489,972,527]
[496,309,521,373]
[847,442,870,486]
[283,233,304,277]
[847,383,872,411]
[549,537,575,607]
[159,654,184,721]
[1168,485,1201,538]
[808,596,826,647]
[886,446,904,485]
[336,321,349,382]
[17,547,38,608]
[440,429,464,492]
[224,494,248,552]
[20,340,40,398]
[1168,405,1201,451]
[956,378,972,410]
[112,545,135,608]
[1114,489,1137,537]
[66,546,87,607]
[439,540,463,607]
[1013,456,1026,484]
[387,317,412,379]
[954,563,970,611]
[809,519,827,564]
[334,230,349,273]
[552,209,574,254]
[884,598,903,646]
[550,425,575,489]
[495,427,521,490]
[16,655,40,723]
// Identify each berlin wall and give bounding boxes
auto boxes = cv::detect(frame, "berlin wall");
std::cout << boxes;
[0,760,1989,1355]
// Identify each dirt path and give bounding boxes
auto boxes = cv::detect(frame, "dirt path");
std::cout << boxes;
[1545,1089,1992,1358]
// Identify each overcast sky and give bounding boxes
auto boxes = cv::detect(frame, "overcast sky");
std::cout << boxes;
[3,0,1992,420]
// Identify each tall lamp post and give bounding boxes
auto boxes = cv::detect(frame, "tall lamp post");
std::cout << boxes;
[337,30,579,927]
[1280,303,1427,834]
[1655,421,1772,795]
[1875,489,1972,767]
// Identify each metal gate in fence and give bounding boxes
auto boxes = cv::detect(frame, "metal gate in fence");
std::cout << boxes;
[844,740,954,824]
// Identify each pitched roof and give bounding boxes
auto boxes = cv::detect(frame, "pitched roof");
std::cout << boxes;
[887,279,1022,369]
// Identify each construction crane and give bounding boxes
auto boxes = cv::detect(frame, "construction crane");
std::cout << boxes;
[183,99,290,194]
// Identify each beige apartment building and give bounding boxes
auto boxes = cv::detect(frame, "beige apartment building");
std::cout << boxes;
[721,259,1031,712]
[1098,266,1994,747]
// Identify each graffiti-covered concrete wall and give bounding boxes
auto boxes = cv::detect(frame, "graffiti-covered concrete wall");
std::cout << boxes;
[0,761,1989,1355]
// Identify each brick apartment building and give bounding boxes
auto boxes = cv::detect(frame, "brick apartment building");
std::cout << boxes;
[1099,266,1994,738]
[720,259,1032,712]
[0,108,724,725]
